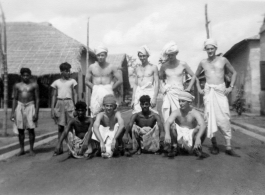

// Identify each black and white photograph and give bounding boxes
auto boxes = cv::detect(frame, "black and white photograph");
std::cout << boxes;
[0,0,265,194]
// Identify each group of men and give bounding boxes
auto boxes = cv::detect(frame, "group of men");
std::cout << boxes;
[10,38,240,159]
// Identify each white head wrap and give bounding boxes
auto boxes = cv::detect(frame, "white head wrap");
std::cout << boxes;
[137,45,151,56]
[204,38,218,50]
[178,91,195,102]
[161,41,179,61]
[95,46,108,55]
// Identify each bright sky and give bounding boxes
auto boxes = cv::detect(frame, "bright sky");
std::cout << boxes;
[2,0,265,71]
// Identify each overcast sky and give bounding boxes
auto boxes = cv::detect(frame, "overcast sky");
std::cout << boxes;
[2,0,265,71]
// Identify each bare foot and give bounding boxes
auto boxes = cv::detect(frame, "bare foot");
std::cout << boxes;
[136,149,141,155]
[16,150,25,156]
[29,150,36,156]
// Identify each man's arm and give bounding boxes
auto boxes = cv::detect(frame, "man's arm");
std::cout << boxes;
[131,69,138,108]
[184,63,196,91]
[112,111,125,151]
[164,110,179,144]
[159,64,166,82]
[33,83,40,122]
[51,87,57,119]
[193,110,206,149]
[224,58,237,95]
[93,113,106,153]
[73,85,78,104]
[55,120,73,152]
[112,66,123,91]
[195,62,204,94]
[10,84,18,121]
[84,117,94,146]
[123,114,137,143]
[85,67,94,90]
[151,66,160,108]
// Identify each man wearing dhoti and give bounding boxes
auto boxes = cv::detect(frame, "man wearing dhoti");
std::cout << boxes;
[159,41,196,122]
[86,46,123,118]
[55,101,94,158]
[124,95,164,156]
[195,38,239,157]
[131,45,159,114]
[92,95,125,158]
[164,91,206,158]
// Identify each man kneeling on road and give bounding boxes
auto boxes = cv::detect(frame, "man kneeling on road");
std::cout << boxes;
[124,95,164,156]
[164,91,206,158]
[55,101,94,158]
[92,94,125,158]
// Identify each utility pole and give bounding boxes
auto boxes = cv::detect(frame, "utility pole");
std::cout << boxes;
[0,3,8,135]
[86,18,90,114]
[205,4,210,38]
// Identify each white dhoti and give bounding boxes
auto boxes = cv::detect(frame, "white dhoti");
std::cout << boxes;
[204,83,231,140]
[161,83,183,122]
[132,82,158,114]
[67,131,93,158]
[175,124,195,153]
[15,101,36,129]
[90,84,114,117]
[132,124,160,152]
[91,124,119,158]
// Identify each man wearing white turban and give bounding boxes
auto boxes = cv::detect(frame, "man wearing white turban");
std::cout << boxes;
[131,45,159,114]
[159,41,196,122]
[86,45,123,118]
[195,38,239,157]
[164,91,207,158]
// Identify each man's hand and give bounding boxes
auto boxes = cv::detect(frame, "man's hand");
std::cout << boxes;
[100,142,106,153]
[33,114,38,122]
[194,138,202,149]
[150,98,157,108]
[198,89,205,95]
[164,134,171,144]
[10,113,15,122]
[130,102,134,110]
[51,109,55,119]
[111,139,116,152]
[123,134,129,144]
[184,88,191,92]
[54,144,61,154]
[224,87,232,96]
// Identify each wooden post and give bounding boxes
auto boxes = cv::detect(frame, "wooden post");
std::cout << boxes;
[205,4,210,39]
[85,18,91,113]
[0,3,8,135]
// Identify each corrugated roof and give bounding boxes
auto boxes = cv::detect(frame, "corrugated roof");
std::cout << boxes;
[0,22,95,76]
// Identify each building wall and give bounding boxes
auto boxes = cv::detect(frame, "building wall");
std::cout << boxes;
[260,26,265,115]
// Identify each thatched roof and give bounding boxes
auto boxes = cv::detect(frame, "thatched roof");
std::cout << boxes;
[0,22,95,76]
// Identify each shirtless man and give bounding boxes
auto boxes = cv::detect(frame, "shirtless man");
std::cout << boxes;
[131,45,159,114]
[10,68,39,156]
[124,95,164,156]
[55,101,94,158]
[195,38,239,157]
[86,46,123,118]
[92,94,125,158]
[159,41,196,122]
[164,91,206,158]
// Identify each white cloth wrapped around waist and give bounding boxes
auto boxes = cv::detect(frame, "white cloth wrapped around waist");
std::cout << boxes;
[90,84,114,118]
[91,123,119,158]
[175,123,195,152]
[15,101,36,129]
[132,124,160,152]
[132,82,158,114]
[161,83,183,122]
[203,83,231,139]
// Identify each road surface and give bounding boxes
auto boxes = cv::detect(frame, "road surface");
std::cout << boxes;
[0,100,265,195]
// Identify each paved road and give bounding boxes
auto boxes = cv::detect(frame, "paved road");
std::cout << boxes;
[0,100,265,195]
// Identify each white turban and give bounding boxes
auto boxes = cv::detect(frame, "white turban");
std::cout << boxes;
[95,46,108,55]
[178,91,195,102]
[138,45,151,56]
[204,38,218,50]
[161,41,179,61]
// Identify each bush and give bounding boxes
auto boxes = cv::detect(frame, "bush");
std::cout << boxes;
[232,85,246,116]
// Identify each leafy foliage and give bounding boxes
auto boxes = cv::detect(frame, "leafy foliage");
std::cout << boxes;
[232,85,246,116]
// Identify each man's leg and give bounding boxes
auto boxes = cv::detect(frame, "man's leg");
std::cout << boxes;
[28,128,36,156]
[210,137,219,155]
[53,125,64,156]
[17,129,26,156]
[167,125,178,157]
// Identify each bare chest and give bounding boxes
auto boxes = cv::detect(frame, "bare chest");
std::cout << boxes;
[203,60,225,75]
[92,66,113,77]
[18,84,34,94]
[136,66,153,78]
[165,65,184,77]
[101,115,117,130]
[175,114,196,128]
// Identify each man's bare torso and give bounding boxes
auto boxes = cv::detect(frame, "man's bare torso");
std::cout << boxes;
[175,109,198,129]
[136,63,155,87]
[134,112,157,128]
[71,117,92,139]
[16,82,36,103]
[100,112,118,130]
[161,60,185,88]
[90,62,115,85]
[201,56,226,85]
